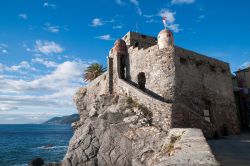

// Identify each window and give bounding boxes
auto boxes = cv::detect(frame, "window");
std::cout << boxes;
[120,55,126,80]
[203,110,210,122]
[180,57,187,64]
[134,42,139,47]
[203,100,212,123]
[210,65,216,72]
[141,35,146,39]
[221,68,226,73]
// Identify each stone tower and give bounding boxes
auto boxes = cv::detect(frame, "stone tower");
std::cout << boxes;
[157,29,174,49]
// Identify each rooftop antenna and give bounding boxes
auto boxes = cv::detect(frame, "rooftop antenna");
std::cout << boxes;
[162,16,167,29]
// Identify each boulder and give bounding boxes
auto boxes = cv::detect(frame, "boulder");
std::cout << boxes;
[29,158,44,166]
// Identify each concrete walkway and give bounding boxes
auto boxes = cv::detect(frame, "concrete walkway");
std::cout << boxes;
[208,132,250,166]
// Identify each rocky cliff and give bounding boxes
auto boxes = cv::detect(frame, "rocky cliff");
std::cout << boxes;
[61,86,219,166]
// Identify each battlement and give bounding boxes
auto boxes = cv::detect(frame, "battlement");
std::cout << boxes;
[122,31,157,49]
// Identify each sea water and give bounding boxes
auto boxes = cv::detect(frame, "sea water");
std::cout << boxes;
[0,124,73,166]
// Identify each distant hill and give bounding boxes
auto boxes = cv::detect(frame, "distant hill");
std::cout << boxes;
[43,114,80,125]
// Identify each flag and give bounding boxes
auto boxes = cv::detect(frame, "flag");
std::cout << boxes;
[162,17,167,29]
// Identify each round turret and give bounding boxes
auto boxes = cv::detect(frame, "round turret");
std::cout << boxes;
[113,39,127,55]
[157,29,174,49]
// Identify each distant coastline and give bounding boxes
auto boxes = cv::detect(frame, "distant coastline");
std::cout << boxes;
[43,114,80,125]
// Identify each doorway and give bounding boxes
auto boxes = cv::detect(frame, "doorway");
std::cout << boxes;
[138,72,146,91]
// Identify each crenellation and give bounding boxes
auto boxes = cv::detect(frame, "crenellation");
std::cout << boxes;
[123,31,157,49]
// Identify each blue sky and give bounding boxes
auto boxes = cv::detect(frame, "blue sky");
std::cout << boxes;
[0,0,249,124]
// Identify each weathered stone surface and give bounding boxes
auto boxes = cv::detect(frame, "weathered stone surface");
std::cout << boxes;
[108,31,239,137]
[62,91,219,166]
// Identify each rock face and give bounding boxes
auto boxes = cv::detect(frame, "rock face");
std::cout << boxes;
[61,88,219,166]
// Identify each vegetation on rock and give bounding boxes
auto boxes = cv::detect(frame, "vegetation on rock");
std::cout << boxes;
[83,63,106,82]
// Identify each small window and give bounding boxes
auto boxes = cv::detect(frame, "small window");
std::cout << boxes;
[203,110,210,122]
[221,68,226,73]
[141,35,146,39]
[124,35,127,39]
[135,42,139,47]
[210,65,216,72]
[203,100,212,123]
[168,33,171,37]
[180,57,187,64]
[195,60,203,67]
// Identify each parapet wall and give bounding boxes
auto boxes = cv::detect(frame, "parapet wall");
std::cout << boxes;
[117,79,172,131]
[123,31,157,49]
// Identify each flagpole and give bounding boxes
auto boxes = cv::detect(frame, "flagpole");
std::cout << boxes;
[162,16,167,29]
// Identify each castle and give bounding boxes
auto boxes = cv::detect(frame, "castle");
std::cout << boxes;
[85,29,240,137]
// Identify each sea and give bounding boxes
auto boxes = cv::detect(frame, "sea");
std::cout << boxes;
[0,124,73,166]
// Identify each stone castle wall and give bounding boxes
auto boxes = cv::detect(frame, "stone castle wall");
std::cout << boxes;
[126,45,176,101]
[173,46,239,135]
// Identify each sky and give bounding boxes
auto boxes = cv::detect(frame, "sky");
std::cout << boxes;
[0,0,250,124]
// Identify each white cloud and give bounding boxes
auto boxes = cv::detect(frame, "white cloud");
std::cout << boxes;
[130,0,138,6]
[115,0,124,5]
[43,2,56,9]
[43,23,60,33]
[0,43,8,54]
[32,58,58,68]
[115,0,142,15]
[130,0,142,15]
[113,25,123,29]
[0,105,18,111]
[22,41,31,52]
[171,0,195,4]
[2,49,7,54]
[96,34,113,40]
[35,40,64,54]
[158,9,176,23]
[0,60,89,113]
[198,15,205,20]
[5,117,17,121]
[0,61,36,73]
[167,24,182,33]
[143,14,154,18]
[19,14,28,20]
[240,62,250,69]
[158,9,182,33]
[90,18,103,27]
[146,19,159,24]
